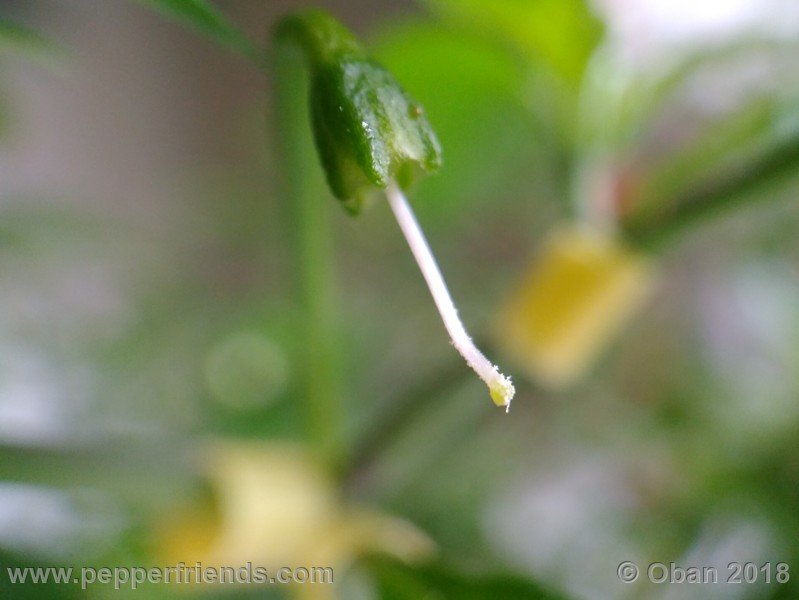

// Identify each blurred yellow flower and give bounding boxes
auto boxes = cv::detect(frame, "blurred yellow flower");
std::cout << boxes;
[155,441,434,599]
[494,225,655,388]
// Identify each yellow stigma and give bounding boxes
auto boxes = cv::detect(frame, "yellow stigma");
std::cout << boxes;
[489,375,515,410]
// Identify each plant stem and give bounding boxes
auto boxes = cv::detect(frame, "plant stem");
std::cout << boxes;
[384,182,514,410]
[274,45,345,470]
[345,350,482,480]
[622,131,799,249]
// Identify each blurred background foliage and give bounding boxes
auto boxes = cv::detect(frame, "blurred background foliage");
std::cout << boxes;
[1,0,799,598]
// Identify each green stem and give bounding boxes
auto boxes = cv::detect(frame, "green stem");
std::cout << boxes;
[273,43,345,471]
[345,357,467,480]
[621,132,799,250]
[343,336,515,481]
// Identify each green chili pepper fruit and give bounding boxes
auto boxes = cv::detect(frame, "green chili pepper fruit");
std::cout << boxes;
[276,10,442,214]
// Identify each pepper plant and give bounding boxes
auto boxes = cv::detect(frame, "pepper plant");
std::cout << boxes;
[2,1,799,599]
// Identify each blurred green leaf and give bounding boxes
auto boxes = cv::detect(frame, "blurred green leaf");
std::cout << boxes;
[419,0,603,152]
[578,39,798,153]
[623,124,799,247]
[423,0,602,88]
[364,554,569,600]
[0,201,104,255]
[573,38,799,248]
[632,99,779,218]
[136,0,260,65]
[0,18,62,67]
[372,21,549,223]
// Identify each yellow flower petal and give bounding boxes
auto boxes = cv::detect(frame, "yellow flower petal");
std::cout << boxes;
[205,441,337,568]
[495,225,655,388]
[154,440,434,600]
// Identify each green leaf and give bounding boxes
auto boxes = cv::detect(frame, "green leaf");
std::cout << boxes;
[0,19,63,67]
[275,10,442,214]
[420,0,603,152]
[584,38,799,152]
[371,21,548,224]
[364,554,571,600]
[424,0,602,88]
[137,0,260,65]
